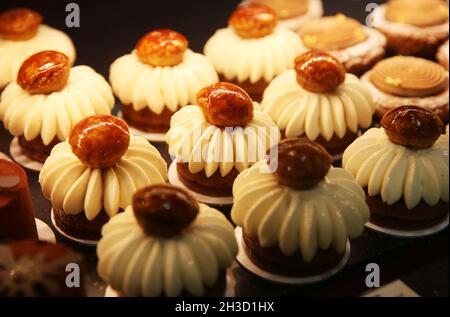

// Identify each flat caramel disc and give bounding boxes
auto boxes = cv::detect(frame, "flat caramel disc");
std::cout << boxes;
[370,56,448,97]
[301,14,367,51]
[249,0,309,19]
[386,0,449,27]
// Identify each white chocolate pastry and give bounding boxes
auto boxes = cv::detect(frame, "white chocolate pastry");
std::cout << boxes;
[110,49,218,114]
[0,66,114,145]
[231,161,370,261]
[262,71,375,140]
[204,26,305,84]
[343,128,449,209]
[166,105,280,177]
[39,136,168,220]
[97,203,238,297]
[0,25,76,89]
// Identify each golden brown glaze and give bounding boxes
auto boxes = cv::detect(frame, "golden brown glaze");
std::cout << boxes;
[132,184,199,238]
[386,0,449,27]
[381,106,444,149]
[273,138,332,190]
[229,3,277,39]
[197,82,254,127]
[0,8,42,41]
[294,50,346,93]
[17,50,70,95]
[249,0,309,19]
[68,115,130,169]
[136,29,188,67]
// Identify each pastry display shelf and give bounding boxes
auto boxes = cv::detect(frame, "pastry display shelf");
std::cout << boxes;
[1,122,447,297]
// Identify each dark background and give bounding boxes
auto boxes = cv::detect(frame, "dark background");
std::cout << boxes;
[1,0,448,298]
[1,0,386,78]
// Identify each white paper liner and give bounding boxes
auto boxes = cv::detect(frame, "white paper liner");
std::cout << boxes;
[117,111,167,142]
[36,218,56,243]
[365,213,449,238]
[50,209,98,246]
[104,274,235,297]
[234,227,351,285]
[9,137,44,172]
[168,161,234,206]
[0,152,12,161]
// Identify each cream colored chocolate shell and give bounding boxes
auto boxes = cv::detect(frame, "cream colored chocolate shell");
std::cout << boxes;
[166,105,280,177]
[369,56,448,97]
[437,40,449,70]
[0,66,114,145]
[204,26,305,83]
[39,136,168,220]
[97,203,237,297]
[343,128,449,209]
[0,25,76,89]
[262,71,375,140]
[110,49,218,114]
[231,161,369,261]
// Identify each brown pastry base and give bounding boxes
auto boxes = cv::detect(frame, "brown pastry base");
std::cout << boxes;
[344,50,386,77]
[18,135,60,163]
[122,104,177,133]
[375,103,449,126]
[219,75,269,103]
[176,163,239,197]
[281,130,358,157]
[381,30,448,60]
[53,208,115,240]
[243,231,345,277]
[365,190,449,231]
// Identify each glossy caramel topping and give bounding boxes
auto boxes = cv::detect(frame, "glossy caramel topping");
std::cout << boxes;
[295,50,346,93]
[229,3,277,39]
[301,14,367,51]
[386,0,449,27]
[381,106,443,149]
[133,184,199,238]
[17,50,70,95]
[0,8,42,41]
[136,29,188,67]
[69,115,130,169]
[272,138,332,190]
[248,0,309,19]
[370,56,448,97]
[197,82,254,127]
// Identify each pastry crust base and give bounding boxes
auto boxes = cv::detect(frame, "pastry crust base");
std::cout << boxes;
[219,75,269,103]
[437,40,449,70]
[18,135,60,163]
[122,104,177,133]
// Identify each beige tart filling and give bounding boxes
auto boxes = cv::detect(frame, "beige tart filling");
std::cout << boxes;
[385,0,448,28]
[300,14,386,76]
[363,56,449,124]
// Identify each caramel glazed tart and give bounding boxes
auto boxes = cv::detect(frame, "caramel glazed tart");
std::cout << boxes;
[362,60,449,124]
[240,0,323,31]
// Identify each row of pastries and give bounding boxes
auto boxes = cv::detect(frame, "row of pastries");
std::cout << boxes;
[0,0,449,297]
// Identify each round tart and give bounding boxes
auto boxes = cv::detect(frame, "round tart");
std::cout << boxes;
[97,184,238,297]
[362,56,449,124]
[166,82,280,197]
[0,8,76,91]
[262,51,375,157]
[0,50,114,163]
[204,3,306,102]
[241,0,323,31]
[299,14,387,76]
[371,0,449,58]
[343,106,449,230]
[0,239,85,297]
[0,159,37,241]
[437,40,449,70]
[231,138,369,276]
[110,29,218,133]
[39,115,168,240]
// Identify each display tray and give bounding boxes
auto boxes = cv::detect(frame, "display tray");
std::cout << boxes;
[0,122,447,297]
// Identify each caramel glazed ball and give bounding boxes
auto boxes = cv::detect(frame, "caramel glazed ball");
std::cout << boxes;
[132,184,199,238]
[17,50,71,95]
[229,3,278,39]
[0,8,42,41]
[271,138,332,190]
[69,115,131,169]
[381,106,444,150]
